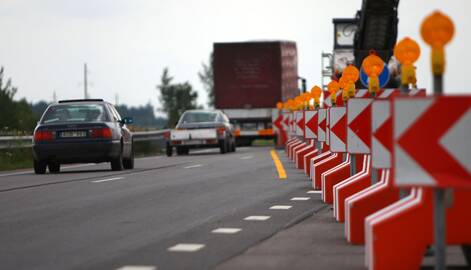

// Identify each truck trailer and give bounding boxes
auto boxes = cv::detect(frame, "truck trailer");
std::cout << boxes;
[213,41,299,146]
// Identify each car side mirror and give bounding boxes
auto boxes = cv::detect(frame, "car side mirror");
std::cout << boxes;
[121,117,134,125]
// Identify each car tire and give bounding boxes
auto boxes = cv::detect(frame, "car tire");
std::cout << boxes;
[111,149,124,171]
[219,139,227,154]
[48,162,60,173]
[34,160,47,174]
[166,142,173,157]
[123,145,134,170]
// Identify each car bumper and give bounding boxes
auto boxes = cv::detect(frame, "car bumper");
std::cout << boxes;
[170,138,220,147]
[33,140,121,163]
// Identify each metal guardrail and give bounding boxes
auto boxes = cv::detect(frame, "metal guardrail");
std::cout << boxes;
[0,130,170,149]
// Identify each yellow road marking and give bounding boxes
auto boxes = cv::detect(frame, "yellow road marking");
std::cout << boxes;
[270,150,287,180]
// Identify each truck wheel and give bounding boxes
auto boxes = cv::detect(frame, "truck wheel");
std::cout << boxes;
[176,146,189,155]
[231,141,237,152]
[123,145,134,169]
[48,162,60,173]
[166,143,173,157]
[463,245,471,265]
[219,140,228,154]
[34,159,47,174]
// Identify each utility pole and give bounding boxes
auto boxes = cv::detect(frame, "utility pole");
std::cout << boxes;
[84,63,88,99]
[53,90,57,102]
[115,93,119,105]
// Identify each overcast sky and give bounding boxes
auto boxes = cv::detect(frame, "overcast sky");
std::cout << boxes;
[1,0,469,112]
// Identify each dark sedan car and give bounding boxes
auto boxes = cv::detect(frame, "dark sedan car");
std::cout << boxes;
[32,99,134,174]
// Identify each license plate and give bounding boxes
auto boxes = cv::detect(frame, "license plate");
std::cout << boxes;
[183,140,203,145]
[60,131,87,138]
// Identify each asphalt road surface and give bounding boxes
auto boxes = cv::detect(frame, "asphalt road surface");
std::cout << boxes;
[0,146,318,270]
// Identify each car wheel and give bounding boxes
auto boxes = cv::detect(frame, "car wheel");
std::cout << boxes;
[34,159,47,174]
[219,139,227,154]
[123,145,134,170]
[166,142,173,157]
[48,162,60,173]
[111,148,124,171]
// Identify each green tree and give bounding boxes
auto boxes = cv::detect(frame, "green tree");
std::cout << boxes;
[198,53,214,108]
[0,67,36,134]
[157,68,199,127]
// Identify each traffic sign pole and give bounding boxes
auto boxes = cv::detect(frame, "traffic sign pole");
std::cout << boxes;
[433,73,447,270]
[421,11,455,270]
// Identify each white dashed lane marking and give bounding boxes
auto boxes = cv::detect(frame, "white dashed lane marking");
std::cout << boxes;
[240,155,254,160]
[167,243,205,252]
[269,205,292,210]
[307,190,322,194]
[91,177,124,183]
[244,215,271,221]
[183,164,203,169]
[290,197,310,201]
[115,266,156,270]
[211,228,242,234]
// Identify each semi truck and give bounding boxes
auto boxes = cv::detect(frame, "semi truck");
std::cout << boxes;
[213,41,299,146]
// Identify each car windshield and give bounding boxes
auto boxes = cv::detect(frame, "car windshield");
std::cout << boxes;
[180,112,218,123]
[41,104,109,124]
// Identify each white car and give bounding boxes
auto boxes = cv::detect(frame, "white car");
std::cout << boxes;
[166,110,236,156]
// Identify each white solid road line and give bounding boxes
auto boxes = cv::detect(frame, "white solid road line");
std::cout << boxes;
[91,177,124,183]
[115,266,156,270]
[290,197,311,201]
[240,155,254,160]
[269,205,292,210]
[244,215,271,221]
[167,243,205,252]
[183,164,203,169]
[211,228,242,234]
[307,190,322,194]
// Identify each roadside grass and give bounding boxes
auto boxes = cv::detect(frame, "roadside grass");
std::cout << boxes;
[0,148,33,171]
[0,141,164,172]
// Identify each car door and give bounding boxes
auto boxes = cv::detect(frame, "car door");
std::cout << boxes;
[108,104,132,156]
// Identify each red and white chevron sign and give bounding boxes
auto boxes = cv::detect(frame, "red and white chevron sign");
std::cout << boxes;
[272,112,282,133]
[347,98,373,153]
[304,110,318,139]
[336,90,345,106]
[272,111,287,143]
[318,108,327,142]
[393,96,471,188]
[329,107,347,152]
[282,112,289,130]
[372,100,393,168]
[372,89,427,169]
[323,91,332,108]
[323,90,343,107]
[325,108,331,145]
[295,111,304,136]
[290,113,295,134]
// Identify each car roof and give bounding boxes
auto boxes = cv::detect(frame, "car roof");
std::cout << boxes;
[52,99,112,106]
[183,109,222,114]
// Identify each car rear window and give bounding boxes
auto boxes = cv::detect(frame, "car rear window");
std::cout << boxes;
[41,104,109,124]
[180,112,218,123]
